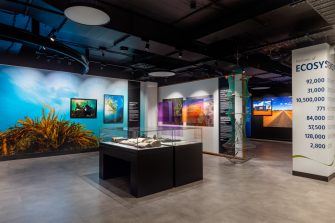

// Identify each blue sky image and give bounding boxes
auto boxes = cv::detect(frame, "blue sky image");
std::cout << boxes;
[264,96,292,111]
[253,100,271,109]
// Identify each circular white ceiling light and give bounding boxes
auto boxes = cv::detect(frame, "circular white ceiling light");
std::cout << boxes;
[148,71,176,77]
[64,5,110,26]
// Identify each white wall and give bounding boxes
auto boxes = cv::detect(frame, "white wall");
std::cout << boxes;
[141,82,158,130]
[159,78,219,153]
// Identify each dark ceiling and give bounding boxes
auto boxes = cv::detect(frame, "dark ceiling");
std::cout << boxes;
[0,0,334,87]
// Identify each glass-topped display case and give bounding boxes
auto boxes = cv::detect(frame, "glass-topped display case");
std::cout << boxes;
[99,127,202,149]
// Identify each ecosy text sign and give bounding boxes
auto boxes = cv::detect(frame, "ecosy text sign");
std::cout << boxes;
[295,60,335,72]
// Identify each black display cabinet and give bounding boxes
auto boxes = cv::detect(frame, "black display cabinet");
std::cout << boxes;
[99,127,203,197]
[100,142,174,197]
[173,142,203,187]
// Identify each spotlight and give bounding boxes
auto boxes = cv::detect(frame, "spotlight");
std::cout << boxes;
[42,46,46,50]
[145,41,150,51]
[178,50,183,58]
[49,29,56,42]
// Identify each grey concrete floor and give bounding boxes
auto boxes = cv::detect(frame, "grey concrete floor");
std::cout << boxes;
[0,141,335,223]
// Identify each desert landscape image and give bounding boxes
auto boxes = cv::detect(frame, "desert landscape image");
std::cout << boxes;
[263,97,292,128]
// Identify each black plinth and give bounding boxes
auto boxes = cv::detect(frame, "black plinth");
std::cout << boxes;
[173,143,203,186]
[99,143,174,197]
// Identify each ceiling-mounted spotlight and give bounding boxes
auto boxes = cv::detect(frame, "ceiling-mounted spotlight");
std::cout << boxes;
[64,1,110,25]
[178,50,183,59]
[48,29,56,42]
[145,41,150,51]
[190,0,197,9]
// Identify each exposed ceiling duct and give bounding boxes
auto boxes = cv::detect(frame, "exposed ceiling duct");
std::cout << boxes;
[307,0,335,25]
[0,23,89,74]
[244,27,335,55]
[0,0,332,86]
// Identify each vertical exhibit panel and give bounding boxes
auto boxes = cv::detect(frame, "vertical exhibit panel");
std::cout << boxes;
[218,77,232,154]
[234,73,244,157]
[128,81,141,130]
[140,82,158,130]
[292,43,335,180]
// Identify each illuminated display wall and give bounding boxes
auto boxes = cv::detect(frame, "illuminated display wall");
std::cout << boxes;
[0,64,128,157]
[251,90,292,141]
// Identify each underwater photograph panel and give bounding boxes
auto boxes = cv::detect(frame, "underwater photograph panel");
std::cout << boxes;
[70,98,97,118]
[104,95,124,123]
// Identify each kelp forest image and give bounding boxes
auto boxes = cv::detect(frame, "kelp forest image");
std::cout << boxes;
[0,106,98,157]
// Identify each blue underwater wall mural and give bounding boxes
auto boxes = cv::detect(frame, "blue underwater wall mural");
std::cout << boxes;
[0,64,128,157]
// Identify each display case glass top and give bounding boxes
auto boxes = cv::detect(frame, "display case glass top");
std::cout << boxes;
[100,127,202,150]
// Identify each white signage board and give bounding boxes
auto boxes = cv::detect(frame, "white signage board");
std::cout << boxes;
[292,43,335,179]
[235,73,243,157]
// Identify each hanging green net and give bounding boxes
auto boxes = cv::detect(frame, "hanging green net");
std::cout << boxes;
[223,69,255,159]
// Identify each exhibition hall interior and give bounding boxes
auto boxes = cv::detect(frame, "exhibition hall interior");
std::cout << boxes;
[1,0,335,222]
